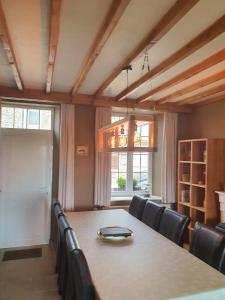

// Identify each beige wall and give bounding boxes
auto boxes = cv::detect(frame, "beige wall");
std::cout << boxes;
[178,100,225,139]
[75,105,95,209]
[152,114,163,196]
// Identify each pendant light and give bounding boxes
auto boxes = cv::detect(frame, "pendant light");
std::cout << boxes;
[98,115,156,152]
[118,65,132,148]
[119,124,127,147]
[97,55,157,153]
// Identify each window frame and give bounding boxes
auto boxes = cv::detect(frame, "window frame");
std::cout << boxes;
[111,113,153,198]
[0,103,54,131]
[111,152,152,198]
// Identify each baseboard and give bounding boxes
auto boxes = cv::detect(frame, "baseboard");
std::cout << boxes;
[0,235,50,249]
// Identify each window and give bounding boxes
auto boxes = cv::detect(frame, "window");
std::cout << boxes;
[1,105,52,130]
[111,115,125,123]
[111,114,152,198]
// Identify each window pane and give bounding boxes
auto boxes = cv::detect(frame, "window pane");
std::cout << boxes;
[117,173,126,191]
[133,173,141,191]
[40,110,51,130]
[14,108,27,128]
[119,153,127,172]
[111,153,119,172]
[133,154,140,172]
[141,154,148,172]
[141,136,149,147]
[112,173,118,191]
[140,173,148,189]
[141,124,149,137]
[1,107,14,128]
[27,109,39,129]
[111,116,124,124]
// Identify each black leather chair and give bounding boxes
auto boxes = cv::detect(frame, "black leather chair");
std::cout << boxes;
[129,196,147,220]
[65,230,80,300]
[54,202,64,219]
[69,249,95,300]
[142,201,165,230]
[158,208,190,247]
[53,197,60,208]
[51,198,61,253]
[219,249,225,275]
[54,202,65,272]
[57,215,72,297]
[190,222,225,270]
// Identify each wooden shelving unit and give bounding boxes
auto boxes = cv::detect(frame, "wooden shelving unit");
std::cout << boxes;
[178,138,225,241]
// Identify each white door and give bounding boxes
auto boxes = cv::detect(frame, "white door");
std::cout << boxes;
[0,129,53,248]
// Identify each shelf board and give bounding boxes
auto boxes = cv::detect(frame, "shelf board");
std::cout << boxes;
[179,202,206,212]
[192,183,206,188]
[192,161,206,164]
[179,202,191,207]
[179,160,191,163]
[192,206,206,212]
[179,140,192,143]
[179,181,191,185]
[191,138,207,142]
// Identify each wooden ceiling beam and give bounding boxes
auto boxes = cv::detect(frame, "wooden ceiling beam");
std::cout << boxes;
[177,82,225,105]
[0,86,191,112]
[157,69,225,104]
[46,0,62,93]
[0,86,71,103]
[72,95,191,113]
[194,93,225,107]
[71,0,131,96]
[116,15,225,101]
[0,1,24,90]
[137,48,225,103]
[94,0,199,97]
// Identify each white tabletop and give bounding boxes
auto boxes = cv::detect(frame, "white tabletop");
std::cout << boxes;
[66,209,225,300]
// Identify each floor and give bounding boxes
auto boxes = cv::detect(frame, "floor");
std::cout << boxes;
[0,244,61,300]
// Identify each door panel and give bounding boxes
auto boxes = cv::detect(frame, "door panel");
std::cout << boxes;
[0,129,53,248]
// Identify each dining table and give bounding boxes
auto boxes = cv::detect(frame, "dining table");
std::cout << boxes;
[66,209,225,300]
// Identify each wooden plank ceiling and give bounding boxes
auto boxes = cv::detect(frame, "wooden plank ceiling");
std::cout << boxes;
[0,0,225,111]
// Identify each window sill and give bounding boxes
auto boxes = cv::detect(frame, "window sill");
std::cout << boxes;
[111,195,162,205]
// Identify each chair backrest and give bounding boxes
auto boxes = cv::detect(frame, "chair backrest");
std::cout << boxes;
[54,202,64,219]
[66,229,80,252]
[65,229,80,300]
[129,196,147,220]
[158,208,190,247]
[58,215,71,236]
[52,198,60,208]
[142,201,165,230]
[70,249,95,300]
[190,222,225,270]
[219,249,225,275]
[57,215,72,296]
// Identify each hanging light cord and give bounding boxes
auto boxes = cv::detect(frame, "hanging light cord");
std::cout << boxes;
[126,67,129,116]
[142,47,151,72]
[142,48,153,97]
[122,65,132,117]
